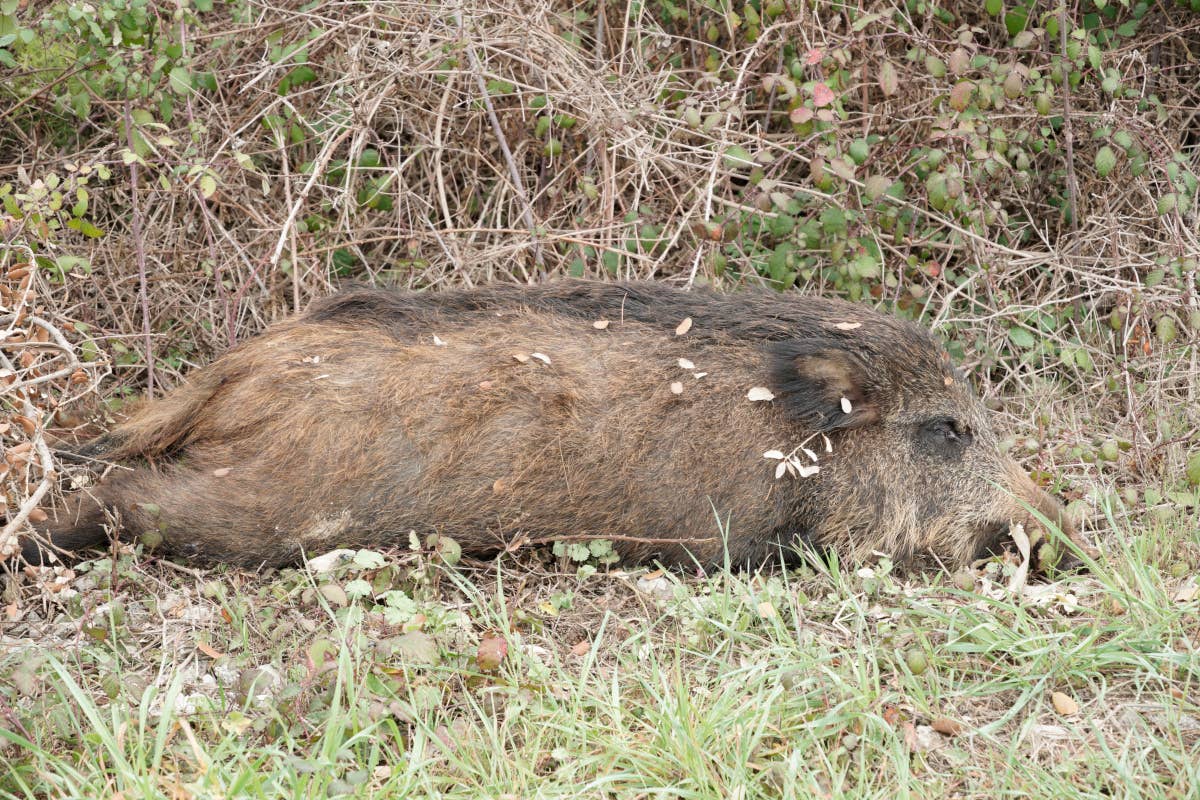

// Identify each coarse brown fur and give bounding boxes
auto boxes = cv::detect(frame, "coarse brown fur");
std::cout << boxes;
[18,281,1077,570]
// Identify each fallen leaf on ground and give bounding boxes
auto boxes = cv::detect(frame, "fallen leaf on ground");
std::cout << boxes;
[931,716,963,736]
[196,642,225,659]
[1052,691,1079,716]
[476,634,508,671]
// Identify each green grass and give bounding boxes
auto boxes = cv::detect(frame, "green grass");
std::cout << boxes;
[2,514,1198,799]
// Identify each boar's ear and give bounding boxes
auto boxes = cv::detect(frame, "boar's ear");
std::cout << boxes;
[768,342,882,432]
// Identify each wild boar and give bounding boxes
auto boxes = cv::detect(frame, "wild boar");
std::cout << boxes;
[19,280,1078,570]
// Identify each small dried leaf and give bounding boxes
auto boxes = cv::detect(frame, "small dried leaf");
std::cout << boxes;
[944,376,954,386]
[747,387,776,402]
[677,358,696,370]
[492,479,508,494]
[931,717,963,736]
[1051,691,1079,716]
[13,415,36,436]
[476,634,508,671]
[212,467,231,477]
[812,82,835,107]
[822,434,833,453]
[840,397,853,413]
[478,380,494,390]
[794,463,820,478]
[833,322,862,330]
[531,352,551,364]
[774,461,788,479]
[801,447,819,462]
[569,640,591,657]
[513,353,531,363]
[1173,577,1198,603]
[693,372,707,379]
[196,642,225,659]
[592,320,610,330]
[763,450,785,460]
[432,335,446,346]
[28,508,48,524]
[675,317,693,336]
[905,724,944,753]
[306,549,356,573]
[669,381,683,395]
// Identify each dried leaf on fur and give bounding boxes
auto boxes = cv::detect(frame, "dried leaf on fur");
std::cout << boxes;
[513,353,530,363]
[669,381,683,395]
[212,467,231,477]
[433,335,446,346]
[531,352,551,364]
[763,450,785,459]
[840,397,853,413]
[747,387,775,402]
[592,320,610,330]
[677,358,695,370]
[834,322,862,330]
[674,317,692,336]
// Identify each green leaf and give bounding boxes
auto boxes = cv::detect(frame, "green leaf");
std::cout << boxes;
[723,146,754,169]
[353,549,386,569]
[199,174,217,199]
[985,0,1002,15]
[343,579,373,599]
[66,218,104,238]
[1008,327,1036,349]
[129,129,152,158]
[1094,146,1117,178]
[1004,9,1027,37]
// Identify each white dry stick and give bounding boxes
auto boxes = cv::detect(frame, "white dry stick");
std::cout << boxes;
[1007,523,1032,593]
[456,12,543,269]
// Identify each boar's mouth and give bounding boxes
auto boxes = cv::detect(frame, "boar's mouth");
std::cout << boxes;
[970,521,1084,574]
[971,521,1013,563]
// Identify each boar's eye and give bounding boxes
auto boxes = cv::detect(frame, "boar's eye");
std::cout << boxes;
[918,416,973,457]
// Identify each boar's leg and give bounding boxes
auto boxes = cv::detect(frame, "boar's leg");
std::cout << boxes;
[19,489,113,565]
[18,464,296,568]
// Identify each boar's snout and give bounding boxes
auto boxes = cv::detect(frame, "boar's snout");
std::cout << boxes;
[969,459,1081,571]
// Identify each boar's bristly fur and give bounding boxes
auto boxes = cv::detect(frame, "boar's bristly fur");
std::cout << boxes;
[19,281,1077,570]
